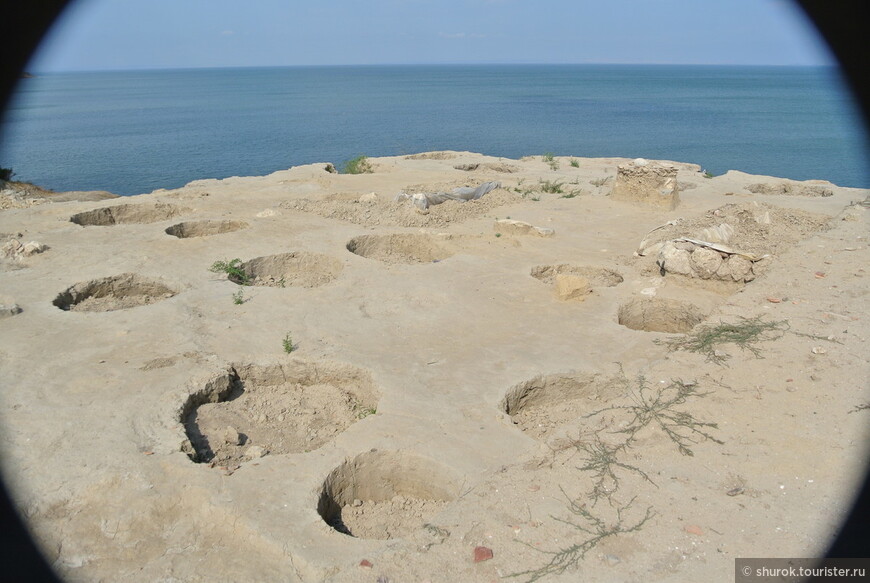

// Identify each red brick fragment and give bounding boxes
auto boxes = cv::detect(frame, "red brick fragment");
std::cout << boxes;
[474,546,494,562]
[359,559,373,569]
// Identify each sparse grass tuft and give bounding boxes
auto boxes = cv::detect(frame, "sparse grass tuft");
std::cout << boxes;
[282,332,295,353]
[703,171,714,178]
[209,258,250,285]
[569,158,579,168]
[342,155,373,174]
[539,180,564,194]
[232,289,246,305]
[590,177,610,187]
[658,316,790,365]
[560,190,582,199]
[541,152,559,170]
[0,167,14,182]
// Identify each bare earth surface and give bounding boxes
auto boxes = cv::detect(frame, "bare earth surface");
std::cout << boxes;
[0,152,868,583]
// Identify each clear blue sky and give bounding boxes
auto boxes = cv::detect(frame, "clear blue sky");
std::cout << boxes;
[29,0,834,72]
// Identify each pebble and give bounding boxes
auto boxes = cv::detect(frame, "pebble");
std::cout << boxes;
[245,445,266,459]
[359,559,373,569]
[766,297,782,303]
[684,524,704,536]
[474,546,494,562]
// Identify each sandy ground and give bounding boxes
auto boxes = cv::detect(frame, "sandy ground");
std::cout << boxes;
[0,151,868,582]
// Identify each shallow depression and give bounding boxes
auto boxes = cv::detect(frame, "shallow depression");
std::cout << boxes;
[501,372,628,440]
[70,202,185,226]
[165,219,248,238]
[318,450,460,540]
[228,252,342,287]
[346,233,454,264]
[181,361,379,467]
[530,264,624,287]
[53,273,178,312]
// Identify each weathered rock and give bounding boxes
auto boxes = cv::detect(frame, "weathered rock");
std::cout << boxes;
[728,256,754,282]
[0,304,23,318]
[553,274,591,301]
[657,242,693,276]
[21,241,47,256]
[473,546,493,562]
[690,247,723,279]
[358,192,378,203]
[244,445,266,459]
[223,426,241,445]
[610,160,680,209]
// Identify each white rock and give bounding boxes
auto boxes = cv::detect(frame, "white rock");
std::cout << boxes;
[256,209,277,218]
[657,242,693,276]
[245,445,266,459]
[358,192,378,203]
[690,247,723,279]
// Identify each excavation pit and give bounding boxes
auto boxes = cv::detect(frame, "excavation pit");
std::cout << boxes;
[229,252,342,287]
[165,220,248,238]
[346,233,454,264]
[181,361,379,466]
[53,273,178,312]
[70,203,185,226]
[318,450,459,540]
[530,264,624,287]
[617,297,708,333]
[500,372,626,440]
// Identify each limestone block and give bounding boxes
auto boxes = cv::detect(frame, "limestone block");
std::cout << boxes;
[657,242,693,276]
[690,247,723,279]
[610,160,680,210]
[728,255,754,282]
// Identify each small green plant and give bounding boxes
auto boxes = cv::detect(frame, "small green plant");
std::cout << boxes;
[232,289,246,305]
[277,276,286,288]
[590,177,610,187]
[209,258,250,285]
[0,167,14,182]
[530,196,541,202]
[282,332,295,353]
[541,152,555,163]
[495,233,502,238]
[539,180,564,194]
[569,158,579,168]
[560,190,582,199]
[703,171,714,178]
[342,155,373,174]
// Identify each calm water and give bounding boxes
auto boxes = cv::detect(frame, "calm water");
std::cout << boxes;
[1,65,867,195]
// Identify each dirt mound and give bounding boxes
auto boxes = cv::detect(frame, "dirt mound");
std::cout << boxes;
[231,252,342,287]
[617,297,708,333]
[165,220,248,238]
[639,201,831,257]
[404,152,457,160]
[746,182,833,197]
[317,450,459,539]
[501,372,628,441]
[347,233,454,264]
[53,273,177,312]
[281,187,522,228]
[70,202,185,226]
[530,264,624,287]
[182,361,379,466]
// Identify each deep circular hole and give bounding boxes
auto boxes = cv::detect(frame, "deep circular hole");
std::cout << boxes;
[346,233,454,264]
[70,202,185,226]
[617,297,708,333]
[52,273,178,312]
[317,450,459,539]
[165,219,248,238]
[228,252,342,287]
[181,361,379,466]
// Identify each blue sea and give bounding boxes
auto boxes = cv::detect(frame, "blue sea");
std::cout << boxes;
[1,65,868,196]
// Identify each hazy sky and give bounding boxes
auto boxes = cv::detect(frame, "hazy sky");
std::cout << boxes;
[30,0,834,72]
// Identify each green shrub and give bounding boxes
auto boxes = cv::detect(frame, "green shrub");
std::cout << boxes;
[342,155,373,174]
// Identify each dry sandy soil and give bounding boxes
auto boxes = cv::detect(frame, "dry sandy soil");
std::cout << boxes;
[0,152,868,582]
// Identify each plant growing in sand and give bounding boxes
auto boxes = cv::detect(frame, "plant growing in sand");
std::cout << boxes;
[209,258,250,285]
[703,171,714,178]
[657,316,790,365]
[342,155,373,174]
[232,289,246,305]
[539,179,564,194]
[569,158,579,168]
[0,167,14,182]
[590,177,611,187]
[282,332,295,353]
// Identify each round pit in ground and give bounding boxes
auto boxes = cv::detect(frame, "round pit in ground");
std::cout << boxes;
[229,252,342,287]
[165,220,248,238]
[318,450,459,540]
[530,264,624,287]
[70,202,184,226]
[617,297,708,333]
[181,361,379,467]
[53,273,178,312]
[346,233,454,264]
[501,372,628,440]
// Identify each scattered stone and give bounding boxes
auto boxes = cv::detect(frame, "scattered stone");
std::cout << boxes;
[767,297,782,303]
[494,219,554,237]
[746,182,833,197]
[324,163,337,174]
[690,247,723,279]
[553,274,591,302]
[359,559,373,569]
[256,209,277,218]
[604,554,622,566]
[611,160,679,210]
[811,347,827,355]
[684,524,704,536]
[726,487,744,497]
[0,304,23,318]
[223,426,241,445]
[473,546,493,563]
[244,445,266,459]
[358,192,379,203]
